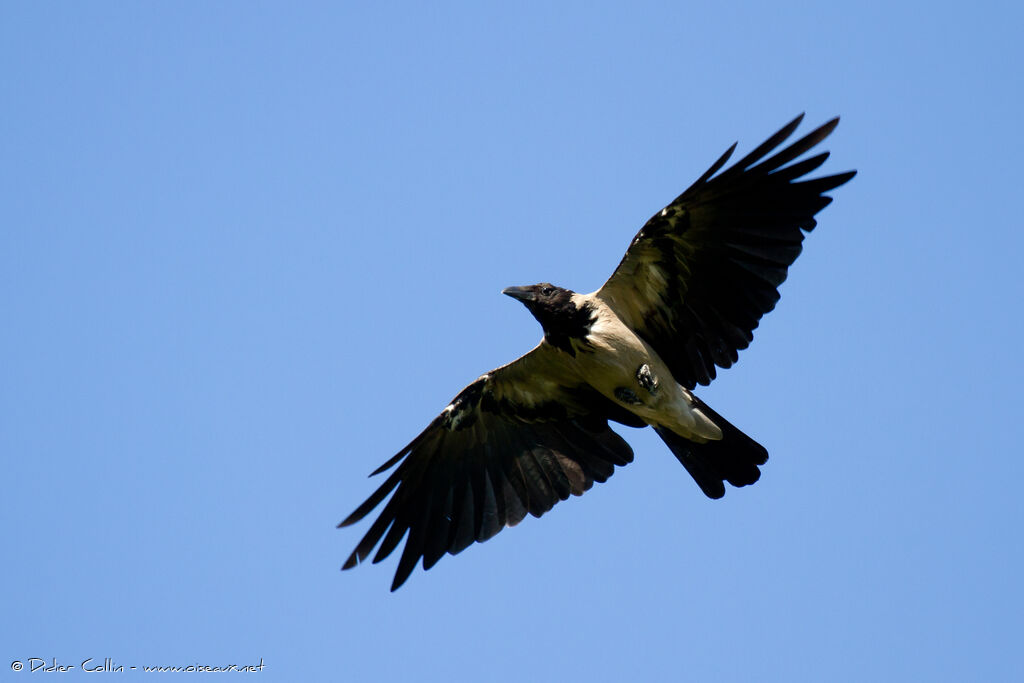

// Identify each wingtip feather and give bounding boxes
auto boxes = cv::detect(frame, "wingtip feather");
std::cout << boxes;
[729,114,805,172]
[692,142,738,186]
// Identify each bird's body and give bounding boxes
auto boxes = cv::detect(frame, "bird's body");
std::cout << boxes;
[341,115,856,590]
[549,290,722,442]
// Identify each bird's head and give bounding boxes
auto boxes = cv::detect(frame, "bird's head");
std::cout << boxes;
[502,283,594,345]
[501,283,571,319]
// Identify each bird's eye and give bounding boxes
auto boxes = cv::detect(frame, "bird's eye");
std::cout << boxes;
[541,287,554,296]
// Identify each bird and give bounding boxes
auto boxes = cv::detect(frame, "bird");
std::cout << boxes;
[339,114,856,591]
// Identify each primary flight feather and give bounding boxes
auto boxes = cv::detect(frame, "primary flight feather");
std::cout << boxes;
[340,115,856,590]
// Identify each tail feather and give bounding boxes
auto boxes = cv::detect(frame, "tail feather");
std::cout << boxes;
[654,397,768,499]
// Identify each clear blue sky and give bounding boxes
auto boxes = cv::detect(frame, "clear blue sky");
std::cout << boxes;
[3,2,1022,681]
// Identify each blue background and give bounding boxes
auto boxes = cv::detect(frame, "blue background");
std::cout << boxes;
[3,2,1022,681]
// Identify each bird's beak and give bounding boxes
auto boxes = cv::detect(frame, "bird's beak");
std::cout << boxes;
[501,286,534,303]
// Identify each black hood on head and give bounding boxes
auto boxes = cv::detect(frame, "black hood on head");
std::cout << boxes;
[502,283,594,354]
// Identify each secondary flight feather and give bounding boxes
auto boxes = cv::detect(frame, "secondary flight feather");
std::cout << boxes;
[340,115,856,590]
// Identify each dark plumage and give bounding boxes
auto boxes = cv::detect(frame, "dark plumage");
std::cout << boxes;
[340,115,856,590]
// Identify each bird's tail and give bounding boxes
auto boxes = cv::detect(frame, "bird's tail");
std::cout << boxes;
[653,397,768,499]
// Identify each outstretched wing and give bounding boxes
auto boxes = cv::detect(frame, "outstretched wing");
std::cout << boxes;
[339,342,643,591]
[597,115,857,389]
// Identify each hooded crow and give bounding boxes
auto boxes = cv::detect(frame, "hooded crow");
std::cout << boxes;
[340,114,856,591]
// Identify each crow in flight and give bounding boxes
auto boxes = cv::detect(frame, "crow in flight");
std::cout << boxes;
[340,115,855,590]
